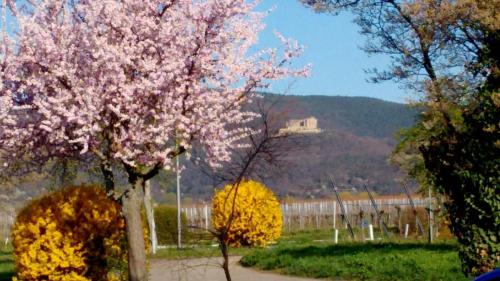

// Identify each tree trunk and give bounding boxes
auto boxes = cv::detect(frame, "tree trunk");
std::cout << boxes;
[143,180,158,254]
[122,177,148,281]
[219,238,232,281]
[100,161,115,197]
[396,207,402,236]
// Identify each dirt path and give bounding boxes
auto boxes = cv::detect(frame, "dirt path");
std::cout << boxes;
[150,256,319,281]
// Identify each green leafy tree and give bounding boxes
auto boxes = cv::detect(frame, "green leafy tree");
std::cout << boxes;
[418,89,499,275]
[301,0,499,275]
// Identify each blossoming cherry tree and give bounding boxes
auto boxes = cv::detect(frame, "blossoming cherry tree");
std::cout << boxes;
[0,1,308,280]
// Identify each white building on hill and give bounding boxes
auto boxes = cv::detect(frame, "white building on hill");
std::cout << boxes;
[279,116,322,135]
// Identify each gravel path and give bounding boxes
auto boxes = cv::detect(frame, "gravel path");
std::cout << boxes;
[150,256,319,281]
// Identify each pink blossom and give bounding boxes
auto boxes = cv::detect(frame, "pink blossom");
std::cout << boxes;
[0,0,308,171]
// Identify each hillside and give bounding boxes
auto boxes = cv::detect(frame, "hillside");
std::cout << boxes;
[177,94,418,200]
[266,94,416,139]
[0,94,418,207]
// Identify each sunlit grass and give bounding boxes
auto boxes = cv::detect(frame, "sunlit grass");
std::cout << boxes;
[240,234,467,281]
[1,229,466,281]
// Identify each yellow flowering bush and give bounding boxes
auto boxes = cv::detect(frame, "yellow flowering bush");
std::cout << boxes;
[11,186,128,281]
[212,180,282,247]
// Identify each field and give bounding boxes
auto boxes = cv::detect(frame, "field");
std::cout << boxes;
[1,230,467,281]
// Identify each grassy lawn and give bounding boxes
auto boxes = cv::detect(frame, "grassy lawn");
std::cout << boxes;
[240,231,468,281]
[152,243,254,260]
[151,245,254,260]
[151,229,344,260]
[0,230,468,281]
[0,245,14,281]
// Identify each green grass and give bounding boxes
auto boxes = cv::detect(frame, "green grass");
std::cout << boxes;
[0,230,467,281]
[0,245,14,281]
[151,238,255,260]
[240,235,468,281]
[150,229,340,260]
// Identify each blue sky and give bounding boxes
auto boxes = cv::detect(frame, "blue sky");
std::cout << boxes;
[256,0,409,103]
[2,1,408,103]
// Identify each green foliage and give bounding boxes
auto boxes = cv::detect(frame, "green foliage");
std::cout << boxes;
[0,245,14,281]
[419,90,499,275]
[298,4,498,275]
[395,89,500,275]
[241,242,468,281]
[154,205,190,245]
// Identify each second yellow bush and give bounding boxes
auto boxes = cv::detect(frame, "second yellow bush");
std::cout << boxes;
[212,180,282,247]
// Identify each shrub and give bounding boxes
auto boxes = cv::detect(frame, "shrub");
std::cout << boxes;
[212,180,282,247]
[154,206,189,245]
[11,186,127,281]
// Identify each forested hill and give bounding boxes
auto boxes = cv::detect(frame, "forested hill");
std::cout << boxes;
[263,94,417,139]
[178,94,419,200]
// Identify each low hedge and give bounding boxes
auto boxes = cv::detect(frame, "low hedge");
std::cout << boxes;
[154,206,191,245]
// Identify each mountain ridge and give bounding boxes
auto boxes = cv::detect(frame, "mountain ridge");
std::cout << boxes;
[0,94,419,206]
[176,93,418,200]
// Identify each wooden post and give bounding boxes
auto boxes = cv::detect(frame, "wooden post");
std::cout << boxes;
[299,203,304,230]
[360,209,365,241]
[428,187,433,244]
[334,228,339,244]
[404,224,409,238]
[333,201,337,229]
[143,180,157,254]
[316,203,320,229]
[369,224,374,241]
[395,205,402,236]
[288,204,292,232]
[204,204,209,230]
[361,222,366,241]
[330,177,355,240]
[402,183,425,236]
[176,151,182,249]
